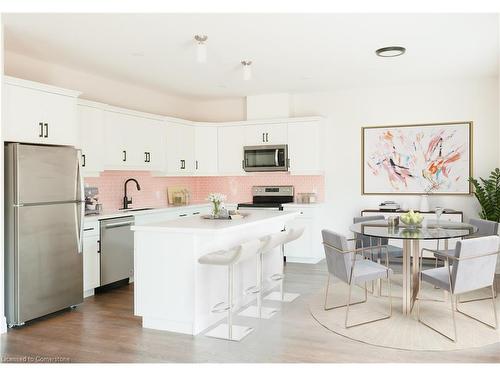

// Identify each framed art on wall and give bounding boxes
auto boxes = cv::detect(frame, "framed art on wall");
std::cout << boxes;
[362,121,473,195]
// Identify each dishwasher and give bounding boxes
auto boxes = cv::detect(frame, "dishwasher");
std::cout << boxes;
[99,216,135,288]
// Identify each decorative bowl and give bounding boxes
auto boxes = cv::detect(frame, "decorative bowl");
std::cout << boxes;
[400,216,424,228]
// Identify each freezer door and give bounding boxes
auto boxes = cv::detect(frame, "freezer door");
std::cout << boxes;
[14,202,83,324]
[13,143,79,204]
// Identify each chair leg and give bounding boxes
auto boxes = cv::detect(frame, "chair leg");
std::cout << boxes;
[417,278,457,342]
[345,277,392,329]
[456,285,499,329]
[324,274,367,311]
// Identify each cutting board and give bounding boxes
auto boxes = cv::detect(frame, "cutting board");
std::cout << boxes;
[167,186,188,205]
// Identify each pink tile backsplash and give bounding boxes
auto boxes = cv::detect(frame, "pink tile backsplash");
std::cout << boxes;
[85,171,324,211]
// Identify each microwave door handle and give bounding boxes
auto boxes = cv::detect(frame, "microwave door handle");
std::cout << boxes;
[275,149,279,166]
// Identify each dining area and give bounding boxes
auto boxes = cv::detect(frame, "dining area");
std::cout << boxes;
[310,211,500,351]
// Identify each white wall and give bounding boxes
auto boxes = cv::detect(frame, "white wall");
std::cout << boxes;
[291,78,499,233]
[5,50,247,123]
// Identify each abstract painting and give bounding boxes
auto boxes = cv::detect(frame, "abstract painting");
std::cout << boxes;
[362,122,472,195]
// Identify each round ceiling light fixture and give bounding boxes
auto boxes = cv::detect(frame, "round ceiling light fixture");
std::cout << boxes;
[375,46,406,57]
[194,35,208,63]
[241,60,252,81]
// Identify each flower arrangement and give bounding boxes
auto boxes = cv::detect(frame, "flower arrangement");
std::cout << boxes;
[207,193,226,217]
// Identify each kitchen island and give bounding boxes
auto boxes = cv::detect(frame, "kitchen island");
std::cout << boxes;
[131,210,299,335]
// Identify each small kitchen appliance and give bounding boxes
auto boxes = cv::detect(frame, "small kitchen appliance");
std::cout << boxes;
[243,144,289,172]
[85,186,102,215]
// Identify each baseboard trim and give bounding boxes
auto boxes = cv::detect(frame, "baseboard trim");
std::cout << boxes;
[0,315,7,334]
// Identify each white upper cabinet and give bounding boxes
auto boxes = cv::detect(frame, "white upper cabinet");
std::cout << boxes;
[287,120,324,175]
[103,109,165,171]
[218,125,246,175]
[243,123,287,145]
[194,126,218,175]
[3,77,80,146]
[78,102,105,175]
[103,111,135,169]
[165,122,195,175]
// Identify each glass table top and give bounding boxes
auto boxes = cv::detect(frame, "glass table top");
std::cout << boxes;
[349,219,477,240]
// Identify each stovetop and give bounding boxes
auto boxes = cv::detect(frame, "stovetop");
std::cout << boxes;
[237,202,283,208]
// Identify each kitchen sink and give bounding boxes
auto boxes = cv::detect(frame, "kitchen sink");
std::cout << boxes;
[119,207,155,212]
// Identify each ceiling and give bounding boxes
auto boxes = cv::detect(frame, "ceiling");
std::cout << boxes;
[3,13,499,99]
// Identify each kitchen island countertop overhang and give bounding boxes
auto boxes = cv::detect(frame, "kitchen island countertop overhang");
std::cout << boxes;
[131,210,300,234]
[131,209,300,335]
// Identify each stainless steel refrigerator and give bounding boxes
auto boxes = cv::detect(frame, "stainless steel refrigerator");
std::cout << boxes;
[4,143,84,327]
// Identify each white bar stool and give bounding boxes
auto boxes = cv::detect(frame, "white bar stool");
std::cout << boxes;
[198,239,262,342]
[265,227,305,302]
[238,231,288,319]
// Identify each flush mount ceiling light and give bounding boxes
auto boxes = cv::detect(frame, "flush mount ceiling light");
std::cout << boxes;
[194,35,208,63]
[241,60,252,81]
[375,46,406,57]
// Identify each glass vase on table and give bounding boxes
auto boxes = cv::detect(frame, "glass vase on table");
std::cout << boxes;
[435,206,444,228]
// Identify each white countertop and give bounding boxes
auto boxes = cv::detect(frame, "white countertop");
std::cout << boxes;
[131,210,299,234]
[83,203,213,222]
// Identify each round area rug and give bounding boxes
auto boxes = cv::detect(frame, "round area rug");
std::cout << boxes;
[308,275,500,351]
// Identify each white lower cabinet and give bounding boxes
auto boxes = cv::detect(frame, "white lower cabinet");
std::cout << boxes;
[83,220,100,296]
[282,205,325,264]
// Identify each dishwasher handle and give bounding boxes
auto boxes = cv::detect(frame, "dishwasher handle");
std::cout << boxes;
[103,221,134,229]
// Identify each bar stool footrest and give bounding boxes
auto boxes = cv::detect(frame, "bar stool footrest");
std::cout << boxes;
[244,285,261,295]
[270,273,284,281]
[211,301,230,313]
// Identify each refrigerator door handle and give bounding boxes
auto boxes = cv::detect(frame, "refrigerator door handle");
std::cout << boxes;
[75,149,85,254]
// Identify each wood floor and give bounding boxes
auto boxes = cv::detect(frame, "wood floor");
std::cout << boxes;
[2,261,500,363]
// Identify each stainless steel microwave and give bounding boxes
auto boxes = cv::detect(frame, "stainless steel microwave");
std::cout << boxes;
[243,144,289,172]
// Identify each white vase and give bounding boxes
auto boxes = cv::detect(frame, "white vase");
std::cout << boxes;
[419,195,429,212]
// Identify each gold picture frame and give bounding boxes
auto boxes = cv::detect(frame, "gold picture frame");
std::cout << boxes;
[361,121,473,195]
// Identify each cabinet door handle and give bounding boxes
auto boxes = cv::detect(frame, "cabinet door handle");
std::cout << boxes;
[144,152,148,162]
[38,122,44,137]
[192,211,200,215]
[97,240,101,253]
[266,133,269,142]
[262,133,265,143]
[179,213,188,217]
[44,123,48,138]
[147,152,151,162]
[82,154,86,167]
[180,159,185,169]
[195,160,198,170]
[122,150,127,162]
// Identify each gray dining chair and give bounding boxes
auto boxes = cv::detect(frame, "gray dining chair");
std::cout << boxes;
[322,229,393,328]
[353,215,403,264]
[416,235,500,342]
[429,218,499,301]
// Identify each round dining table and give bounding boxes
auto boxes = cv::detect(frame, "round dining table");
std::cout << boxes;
[349,219,477,315]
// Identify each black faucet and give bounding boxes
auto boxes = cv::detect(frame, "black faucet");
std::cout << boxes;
[123,178,141,209]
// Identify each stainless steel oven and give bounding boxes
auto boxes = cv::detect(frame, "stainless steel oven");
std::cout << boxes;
[243,144,288,172]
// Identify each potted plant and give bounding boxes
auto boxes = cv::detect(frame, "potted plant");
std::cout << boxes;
[469,168,500,222]
[207,193,226,218]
